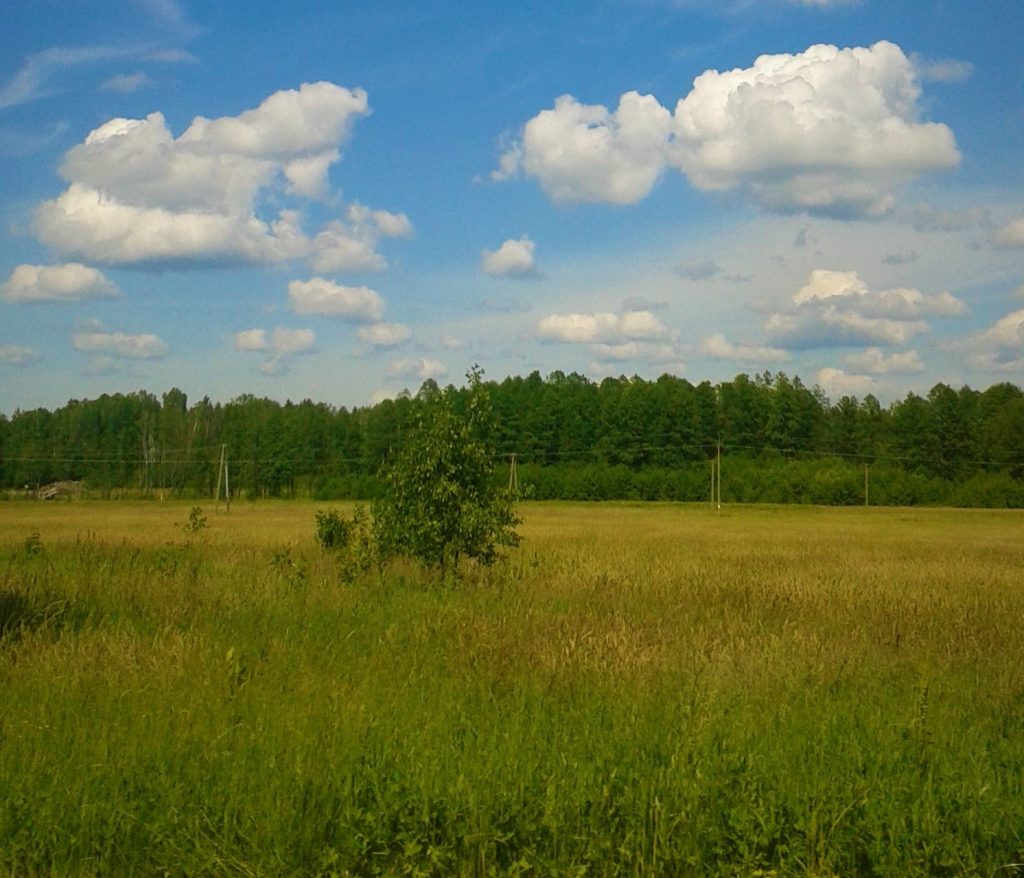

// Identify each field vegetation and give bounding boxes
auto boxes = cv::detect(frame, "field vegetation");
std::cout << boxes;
[1,500,1023,876]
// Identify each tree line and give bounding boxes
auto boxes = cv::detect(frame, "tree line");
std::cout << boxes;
[2,371,1023,507]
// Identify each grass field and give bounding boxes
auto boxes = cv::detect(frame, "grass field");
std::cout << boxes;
[1,500,1023,876]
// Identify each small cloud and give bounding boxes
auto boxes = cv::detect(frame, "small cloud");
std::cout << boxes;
[765,268,966,349]
[674,258,722,281]
[72,323,168,359]
[387,357,448,381]
[440,334,470,350]
[0,344,39,366]
[100,71,152,93]
[698,333,790,364]
[882,251,919,266]
[956,308,1024,373]
[675,258,751,284]
[269,327,315,355]
[288,277,384,321]
[843,347,924,375]
[1,263,118,303]
[815,367,878,400]
[482,236,538,277]
[537,310,668,344]
[234,328,268,351]
[621,294,668,311]
[913,55,974,83]
[909,203,990,233]
[993,217,1024,249]
[235,326,315,374]
[356,322,412,348]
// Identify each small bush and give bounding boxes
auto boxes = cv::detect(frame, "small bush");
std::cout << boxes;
[314,508,351,550]
[315,505,375,582]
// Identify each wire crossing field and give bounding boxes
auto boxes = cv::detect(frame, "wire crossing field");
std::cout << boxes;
[1,502,1023,876]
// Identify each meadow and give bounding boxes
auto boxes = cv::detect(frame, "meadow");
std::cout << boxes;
[1,500,1023,876]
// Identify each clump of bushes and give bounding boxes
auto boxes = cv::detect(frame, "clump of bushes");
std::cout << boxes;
[315,505,375,581]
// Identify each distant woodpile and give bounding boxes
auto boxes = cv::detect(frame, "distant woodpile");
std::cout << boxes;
[36,481,83,501]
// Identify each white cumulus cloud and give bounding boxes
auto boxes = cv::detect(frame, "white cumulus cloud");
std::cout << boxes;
[498,91,672,204]
[0,344,39,366]
[387,357,448,382]
[288,278,384,321]
[311,205,413,274]
[959,308,1024,373]
[816,367,878,399]
[1,263,118,303]
[356,322,412,348]
[765,269,966,349]
[34,82,379,266]
[537,309,669,343]
[72,324,168,359]
[498,41,959,218]
[993,217,1024,249]
[843,347,925,374]
[234,326,315,375]
[698,333,790,364]
[482,236,538,277]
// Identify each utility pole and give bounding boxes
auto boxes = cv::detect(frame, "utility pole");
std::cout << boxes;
[716,441,722,514]
[508,453,519,493]
[215,444,231,512]
[864,463,869,508]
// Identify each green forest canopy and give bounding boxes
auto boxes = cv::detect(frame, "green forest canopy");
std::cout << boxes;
[2,371,1023,507]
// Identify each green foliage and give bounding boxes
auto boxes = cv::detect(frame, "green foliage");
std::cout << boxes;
[176,505,208,545]
[373,367,521,575]
[314,507,351,550]
[2,371,1024,507]
[315,504,375,581]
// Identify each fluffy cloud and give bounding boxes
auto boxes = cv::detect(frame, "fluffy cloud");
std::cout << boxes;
[816,367,879,399]
[1,263,118,303]
[993,217,1024,248]
[698,333,790,364]
[537,309,669,344]
[843,347,924,374]
[34,83,376,266]
[959,309,1024,373]
[267,328,316,354]
[482,237,538,277]
[497,91,672,204]
[591,341,684,364]
[356,322,412,347]
[765,269,966,348]
[72,324,168,359]
[235,326,315,374]
[288,278,384,321]
[387,357,448,382]
[234,328,268,351]
[0,344,38,366]
[498,41,959,217]
[311,205,413,274]
[674,41,959,216]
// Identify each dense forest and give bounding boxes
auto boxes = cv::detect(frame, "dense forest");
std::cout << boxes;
[2,371,1023,507]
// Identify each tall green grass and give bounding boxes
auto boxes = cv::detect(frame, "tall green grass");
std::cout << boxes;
[1,502,1023,875]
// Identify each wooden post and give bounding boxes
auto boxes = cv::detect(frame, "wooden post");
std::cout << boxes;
[214,444,225,510]
[716,442,722,513]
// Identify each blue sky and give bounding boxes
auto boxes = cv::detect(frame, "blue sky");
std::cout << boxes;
[1,0,1022,412]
